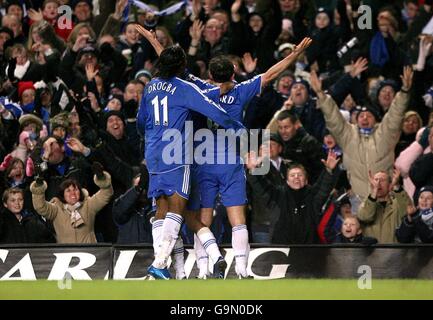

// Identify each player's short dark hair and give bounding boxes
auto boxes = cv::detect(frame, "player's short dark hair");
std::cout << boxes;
[209,56,234,83]
[156,45,186,79]
[276,110,299,123]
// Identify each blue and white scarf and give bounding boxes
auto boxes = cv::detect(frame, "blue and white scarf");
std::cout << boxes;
[123,0,187,22]
[359,128,373,136]
[421,208,433,229]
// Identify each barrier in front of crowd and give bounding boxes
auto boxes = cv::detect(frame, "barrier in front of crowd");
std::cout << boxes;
[0,244,432,280]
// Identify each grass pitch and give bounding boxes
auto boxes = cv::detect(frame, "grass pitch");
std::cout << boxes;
[1,279,433,300]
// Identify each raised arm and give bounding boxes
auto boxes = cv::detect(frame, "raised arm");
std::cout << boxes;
[313,151,340,214]
[311,70,353,147]
[376,66,413,140]
[135,24,164,56]
[260,37,312,88]
[87,164,114,214]
[30,180,60,221]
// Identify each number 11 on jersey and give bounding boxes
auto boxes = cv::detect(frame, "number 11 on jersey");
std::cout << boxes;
[152,96,169,126]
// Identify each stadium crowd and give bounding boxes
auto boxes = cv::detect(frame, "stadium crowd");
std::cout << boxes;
[0,0,433,258]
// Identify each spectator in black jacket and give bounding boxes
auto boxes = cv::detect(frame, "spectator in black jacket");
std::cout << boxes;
[275,110,324,183]
[285,79,326,141]
[59,35,126,98]
[230,0,282,73]
[396,185,433,243]
[244,71,294,130]
[306,7,339,75]
[6,43,60,86]
[0,187,55,244]
[112,164,152,244]
[90,110,141,194]
[247,133,291,243]
[112,164,187,279]
[246,149,339,244]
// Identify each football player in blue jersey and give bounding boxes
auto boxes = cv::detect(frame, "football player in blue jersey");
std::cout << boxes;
[136,32,245,279]
[186,38,312,278]
[136,24,311,279]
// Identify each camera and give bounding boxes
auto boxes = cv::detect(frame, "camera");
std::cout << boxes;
[337,37,358,58]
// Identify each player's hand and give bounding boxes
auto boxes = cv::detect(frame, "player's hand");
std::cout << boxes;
[135,24,155,41]
[292,37,312,56]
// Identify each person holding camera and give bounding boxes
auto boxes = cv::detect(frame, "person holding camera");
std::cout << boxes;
[29,161,113,244]
[28,135,94,202]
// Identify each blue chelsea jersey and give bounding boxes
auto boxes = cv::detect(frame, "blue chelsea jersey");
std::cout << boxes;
[137,76,245,174]
[187,74,262,165]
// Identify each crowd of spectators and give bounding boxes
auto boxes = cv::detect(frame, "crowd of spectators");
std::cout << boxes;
[0,0,433,246]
